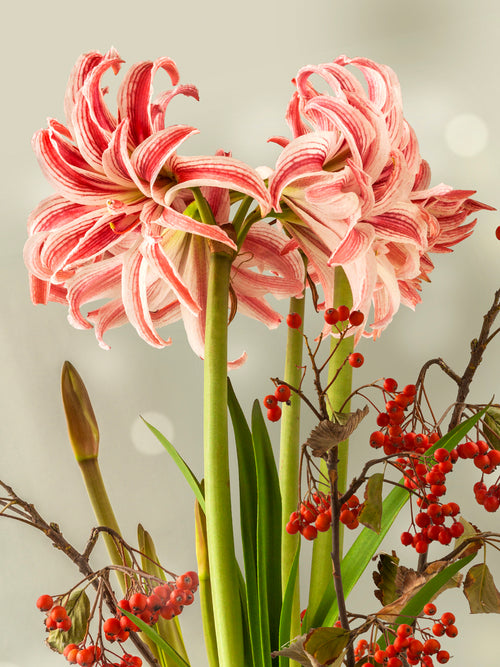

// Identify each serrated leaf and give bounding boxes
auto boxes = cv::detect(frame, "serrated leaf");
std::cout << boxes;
[464,563,500,613]
[46,589,90,653]
[484,407,500,450]
[303,627,350,665]
[373,552,400,605]
[305,406,369,456]
[358,472,383,533]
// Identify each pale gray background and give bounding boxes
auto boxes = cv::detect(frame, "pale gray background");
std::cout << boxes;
[1,1,499,665]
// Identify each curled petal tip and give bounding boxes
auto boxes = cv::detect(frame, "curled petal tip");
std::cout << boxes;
[61,361,100,461]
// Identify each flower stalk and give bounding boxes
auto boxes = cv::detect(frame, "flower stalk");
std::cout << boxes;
[203,249,244,667]
[279,295,305,651]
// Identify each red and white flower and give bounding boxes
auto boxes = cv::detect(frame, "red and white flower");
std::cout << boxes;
[269,56,492,339]
[25,49,304,361]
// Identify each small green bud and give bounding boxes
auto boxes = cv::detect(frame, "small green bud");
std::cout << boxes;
[61,361,99,462]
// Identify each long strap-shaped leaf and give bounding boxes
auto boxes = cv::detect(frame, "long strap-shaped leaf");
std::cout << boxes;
[376,554,476,649]
[120,609,190,667]
[252,400,283,665]
[278,541,301,667]
[137,525,190,667]
[306,410,485,630]
[142,418,205,512]
[228,380,264,667]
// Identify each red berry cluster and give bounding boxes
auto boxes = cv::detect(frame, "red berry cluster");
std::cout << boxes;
[473,480,500,512]
[324,305,364,328]
[286,493,366,541]
[263,383,291,422]
[286,493,332,540]
[354,605,456,666]
[36,571,198,667]
[339,495,363,530]
[36,595,72,632]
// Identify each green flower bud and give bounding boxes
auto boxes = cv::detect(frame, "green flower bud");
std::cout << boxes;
[61,361,99,461]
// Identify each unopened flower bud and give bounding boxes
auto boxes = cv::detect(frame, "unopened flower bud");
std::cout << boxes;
[61,361,99,461]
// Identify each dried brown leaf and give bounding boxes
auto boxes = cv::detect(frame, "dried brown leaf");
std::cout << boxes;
[305,406,369,456]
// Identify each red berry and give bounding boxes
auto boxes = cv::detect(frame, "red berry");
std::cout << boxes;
[423,638,440,655]
[63,644,78,658]
[440,611,455,626]
[57,617,72,631]
[36,594,54,611]
[337,305,350,321]
[436,650,450,663]
[103,617,122,637]
[424,602,437,616]
[50,605,68,623]
[397,623,412,637]
[76,649,95,667]
[324,308,339,325]
[129,592,147,613]
[315,512,331,532]
[348,310,364,326]
[263,394,277,409]
[401,531,413,546]
[495,226,500,240]
[275,384,291,402]
[487,448,500,467]
[484,494,500,512]
[445,624,458,637]
[267,405,282,422]
[301,524,317,540]
[383,377,398,393]
[376,412,390,427]
[286,312,302,329]
[348,352,364,368]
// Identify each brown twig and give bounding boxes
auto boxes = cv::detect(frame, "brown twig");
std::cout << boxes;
[0,480,160,667]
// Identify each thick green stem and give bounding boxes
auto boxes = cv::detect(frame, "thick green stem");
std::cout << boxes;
[307,267,353,620]
[279,296,305,654]
[78,459,129,591]
[203,251,245,667]
[195,499,219,667]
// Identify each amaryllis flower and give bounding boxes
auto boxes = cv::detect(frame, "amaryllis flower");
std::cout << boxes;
[25,49,304,361]
[269,56,492,339]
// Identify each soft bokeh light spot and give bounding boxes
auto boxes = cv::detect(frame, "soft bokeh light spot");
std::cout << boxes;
[131,411,175,455]
[445,113,489,156]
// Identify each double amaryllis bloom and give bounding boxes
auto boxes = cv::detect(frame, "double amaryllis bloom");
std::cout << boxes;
[25,50,492,357]
[268,56,493,338]
[24,48,304,365]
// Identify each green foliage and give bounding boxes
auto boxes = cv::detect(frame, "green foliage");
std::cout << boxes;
[464,563,500,613]
[119,609,190,667]
[142,418,205,512]
[46,589,90,653]
[278,542,301,667]
[358,472,384,533]
[303,627,350,665]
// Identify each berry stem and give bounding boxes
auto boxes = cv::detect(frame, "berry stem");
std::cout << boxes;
[278,294,305,656]
[307,267,353,621]
[327,449,355,667]
[203,250,245,667]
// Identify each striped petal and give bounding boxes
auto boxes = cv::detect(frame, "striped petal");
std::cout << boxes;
[166,154,271,216]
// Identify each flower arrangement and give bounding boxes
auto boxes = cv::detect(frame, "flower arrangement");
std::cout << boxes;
[3,48,499,667]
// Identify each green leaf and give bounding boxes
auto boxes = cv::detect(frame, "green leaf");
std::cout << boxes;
[228,381,263,667]
[373,552,400,605]
[119,608,190,667]
[377,554,476,648]
[46,589,90,653]
[307,409,487,630]
[142,418,205,512]
[303,627,350,665]
[358,472,384,533]
[464,563,500,613]
[252,400,283,665]
[484,407,500,450]
[279,542,301,667]
[137,525,189,667]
